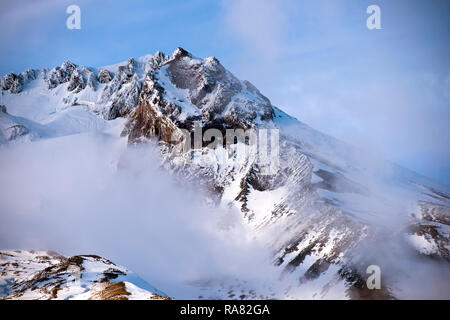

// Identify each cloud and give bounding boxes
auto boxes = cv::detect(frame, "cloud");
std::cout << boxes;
[276,69,450,185]
[0,132,277,298]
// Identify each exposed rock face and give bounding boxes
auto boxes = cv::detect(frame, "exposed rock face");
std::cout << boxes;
[122,73,182,143]
[97,69,112,83]
[0,250,170,300]
[167,55,272,127]
[47,61,76,89]
[20,69,38,83]
[408,200,450,261]
[99,56,170,120]
[1,73,22,93]
[67,69,85,92]
[106,71,141,120]
[5,124,29,141]
[46,61,95,93]
[0,69,40,94]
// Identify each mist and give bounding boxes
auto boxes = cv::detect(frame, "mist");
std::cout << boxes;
[0,131,279,298]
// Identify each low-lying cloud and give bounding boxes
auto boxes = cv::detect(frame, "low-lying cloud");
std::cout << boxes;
[0,132,276,298]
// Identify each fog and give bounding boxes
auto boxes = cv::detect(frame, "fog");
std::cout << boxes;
[1,129,449,299]
[0,132,278,298]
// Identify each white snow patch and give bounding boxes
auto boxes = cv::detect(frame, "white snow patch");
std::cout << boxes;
[408,234,438,255]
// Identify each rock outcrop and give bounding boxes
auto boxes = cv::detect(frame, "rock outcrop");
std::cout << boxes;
[0,250,170,300]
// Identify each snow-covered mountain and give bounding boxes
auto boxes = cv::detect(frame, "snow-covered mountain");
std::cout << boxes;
[0,250,170,300]
[1,48,449,299]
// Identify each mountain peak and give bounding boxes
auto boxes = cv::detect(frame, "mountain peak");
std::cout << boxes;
[171,47,191,60]
[122,48,275,143]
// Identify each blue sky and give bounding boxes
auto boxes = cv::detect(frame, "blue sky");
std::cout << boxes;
[1,0,449,185]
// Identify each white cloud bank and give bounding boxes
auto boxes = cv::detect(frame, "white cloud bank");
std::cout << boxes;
[0,132,277,298]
